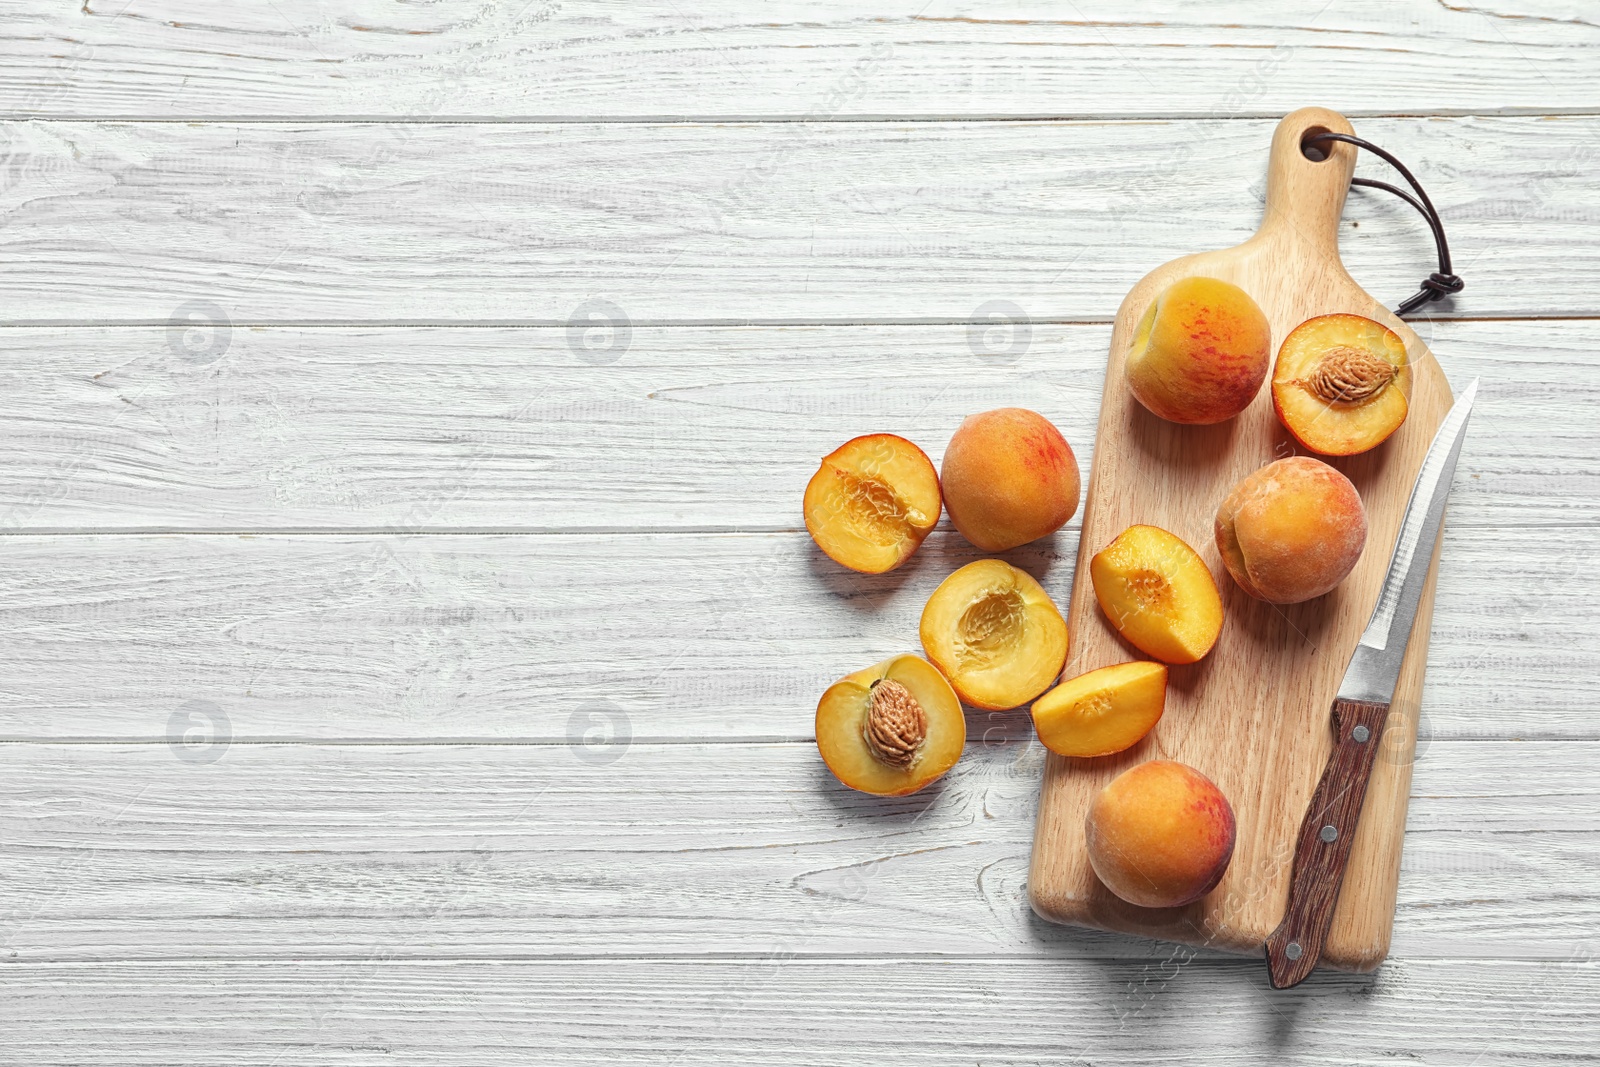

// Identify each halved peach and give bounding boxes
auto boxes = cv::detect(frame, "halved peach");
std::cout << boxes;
[1090,525,1223,665]
[1273,313,1411,455]
[919,560,1069,711]
[804,434,941,573]
[816,654,965,796]
[1031,661,1167,758]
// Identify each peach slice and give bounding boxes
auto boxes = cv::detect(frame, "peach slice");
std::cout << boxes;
[920,560,1069,711]
[1087,760,1236,909]
[1031,661,1167,758]
[1125,276,1272,425]
[1215,457,1368,604]
[815,654,965,796]
[940,408,1080,552]
[804,434,941,574]
[1273,313,1411,456]
[1090,525,1224,665]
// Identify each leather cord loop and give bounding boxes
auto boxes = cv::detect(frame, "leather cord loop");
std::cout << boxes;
[1304,132,1463,317]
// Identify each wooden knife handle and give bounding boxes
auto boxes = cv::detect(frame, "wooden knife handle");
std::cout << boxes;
[1264,697,1393,988]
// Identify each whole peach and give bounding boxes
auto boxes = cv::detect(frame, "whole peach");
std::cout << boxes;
[1125,276,1272,424]
[941,408,1080,552]
[1086,760,1236,909]
[1214,457,1368,604]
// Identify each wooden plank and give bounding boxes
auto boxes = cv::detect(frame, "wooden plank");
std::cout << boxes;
[0,321,1590,531]
[2,117,1598,322]
[0,527,1590,741]
[3,4,1590,1057]
[1,740,1594,963]
[1,959,1597,1066]
[4,1,1600,119]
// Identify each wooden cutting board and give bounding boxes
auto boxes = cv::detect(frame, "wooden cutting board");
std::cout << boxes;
[1028,107,1453,972]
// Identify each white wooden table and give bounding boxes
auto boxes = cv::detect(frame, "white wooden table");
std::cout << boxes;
[3,4,1598,1063]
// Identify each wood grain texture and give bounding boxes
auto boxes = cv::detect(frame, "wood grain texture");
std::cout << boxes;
[0,320,1593,531]
[3,117,1600,321]
[4,1,1600,119]
[1030,110,1449,972]
[3,0,1599,1053]
[1265,698,1395,987]
[2,740,1596,964]
[3,958,1598,1065]
[0,526,1589,742]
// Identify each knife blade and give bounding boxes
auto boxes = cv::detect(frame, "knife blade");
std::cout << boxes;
[1263,378,1478,989]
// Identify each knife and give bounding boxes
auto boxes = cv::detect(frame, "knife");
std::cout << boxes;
[1263,378,1479,989]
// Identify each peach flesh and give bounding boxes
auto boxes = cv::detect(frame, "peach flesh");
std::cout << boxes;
[919,559,1069,711]
[1031,661,1167,758]
[1090,525,1224,665]
[1273,313,1411,456]
[804,433,941,574]
[815,654,965,797]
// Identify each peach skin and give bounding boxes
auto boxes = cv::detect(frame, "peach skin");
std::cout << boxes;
[1214,457,1367,604]
[1086,759,1236,909]
[1125,276,1272,425]
[940,408,1080,552]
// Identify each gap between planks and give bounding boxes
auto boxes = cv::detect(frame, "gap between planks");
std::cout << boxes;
[0,951,1578,964]
[7,315,1600,329]
[9,109,1600,124]
[0,739,1567,749]
[0,522,1590,535]
[0,526,816,536]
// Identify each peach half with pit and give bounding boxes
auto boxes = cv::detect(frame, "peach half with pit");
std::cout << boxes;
[1214,456,1368,604]
[1031,661,1167,759]
[816,654,965,797]
[804,433,941,574]
[1273,313,1411,456]
[940,408,1080,553]
[1125,276,1273,425]
[1090,525,1224,665]
[920,559,1069,711]
[1086,759,1237,909]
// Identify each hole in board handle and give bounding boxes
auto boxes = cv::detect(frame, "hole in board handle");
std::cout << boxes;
[1300,126,1335,162]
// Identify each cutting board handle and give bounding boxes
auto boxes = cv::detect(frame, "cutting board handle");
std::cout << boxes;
[1259,107,1360,259]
